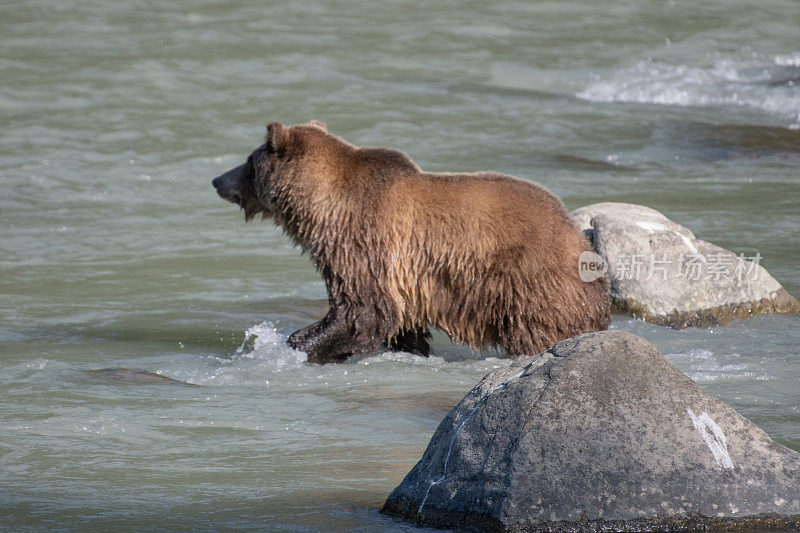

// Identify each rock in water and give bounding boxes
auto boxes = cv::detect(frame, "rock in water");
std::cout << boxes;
[571,202,800,328]
[381,331,800,531]
[84,368,189,385]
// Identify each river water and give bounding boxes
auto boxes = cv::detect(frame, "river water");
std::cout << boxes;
[1,0,799,530]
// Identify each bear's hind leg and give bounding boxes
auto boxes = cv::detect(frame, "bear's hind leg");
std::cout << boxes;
[387,326,431,357]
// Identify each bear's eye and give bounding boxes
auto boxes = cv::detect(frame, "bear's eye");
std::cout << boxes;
[249,146,270,173]
[248,150,267,183]
[247,153,260,175]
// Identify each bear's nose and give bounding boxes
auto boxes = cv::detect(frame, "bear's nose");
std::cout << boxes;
[212,176,222,189]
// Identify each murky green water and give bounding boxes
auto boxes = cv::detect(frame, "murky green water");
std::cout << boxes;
[2,0,799,530]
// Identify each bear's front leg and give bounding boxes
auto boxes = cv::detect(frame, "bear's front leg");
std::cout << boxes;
[287,307,385,364]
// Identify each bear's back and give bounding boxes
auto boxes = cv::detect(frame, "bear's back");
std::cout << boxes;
[386,170,581,261]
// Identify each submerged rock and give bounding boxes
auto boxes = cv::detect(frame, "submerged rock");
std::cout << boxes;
[85,368,189,385]
[571,202,800,328]
[381,330,800,532]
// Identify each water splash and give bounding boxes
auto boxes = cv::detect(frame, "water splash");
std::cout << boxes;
[576,55,800,126]
[165,322,307,385]
[664,348,766,384]
[774,54,800,68]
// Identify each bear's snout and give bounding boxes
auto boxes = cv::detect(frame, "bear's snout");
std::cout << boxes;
[212,163,249,204]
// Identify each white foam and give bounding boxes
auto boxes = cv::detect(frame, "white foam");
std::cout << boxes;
[358,351,450,367]
[664,349,767,384]
[357,350,513,374]
[576,56,800,126]
[169,322,516,386]
[774,54,800,68]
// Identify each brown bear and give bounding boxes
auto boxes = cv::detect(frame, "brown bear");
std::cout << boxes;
[212,120,610,364]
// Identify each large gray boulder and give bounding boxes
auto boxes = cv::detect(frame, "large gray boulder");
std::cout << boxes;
[571,202,799,328]
[382,330,800,531]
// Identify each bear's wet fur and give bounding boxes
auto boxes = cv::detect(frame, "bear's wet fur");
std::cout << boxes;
[212,121,610,364]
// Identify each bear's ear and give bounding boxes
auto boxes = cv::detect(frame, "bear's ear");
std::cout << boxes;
[266,122,287,152]
[305,120,327,132]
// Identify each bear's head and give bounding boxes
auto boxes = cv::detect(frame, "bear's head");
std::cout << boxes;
[211,120,328,221]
